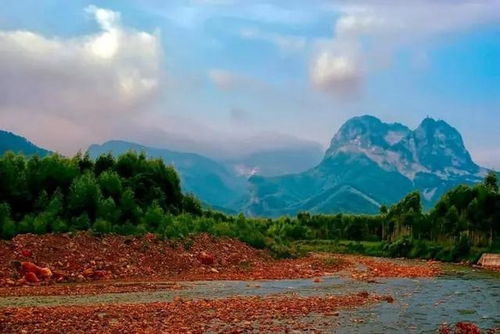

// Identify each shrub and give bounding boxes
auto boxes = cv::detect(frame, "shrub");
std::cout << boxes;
[93,219,113,234]
[50,219,69,233]
[386,237,413,257]
[1,219,16,239]
[452,234,471,261]
[33,215,48,234]
[17,216,35,234]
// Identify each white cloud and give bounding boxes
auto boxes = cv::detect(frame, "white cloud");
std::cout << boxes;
[208,69,240,90]
[0,6,162,153]
[240,27,306,52]
[310,0,500,97]
[310,52,361,95]
[208,69,270,92]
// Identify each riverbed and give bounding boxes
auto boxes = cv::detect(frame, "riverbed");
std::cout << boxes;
[1,264,498,333]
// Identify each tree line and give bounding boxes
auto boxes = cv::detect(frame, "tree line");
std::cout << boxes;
[0,151,498,261]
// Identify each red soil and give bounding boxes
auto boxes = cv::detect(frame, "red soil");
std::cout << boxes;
[341,255,441,280]
[0,233,350,287]
[0,292,392,333]
[0,233,440,293]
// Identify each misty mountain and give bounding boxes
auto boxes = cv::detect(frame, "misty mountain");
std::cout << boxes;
[88,140,247,209]
[246,115,488,216]
[0,130,50,156]
[2,118,493,218]
[225,145,324,177]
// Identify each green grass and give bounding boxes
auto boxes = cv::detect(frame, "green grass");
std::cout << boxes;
[292,240,385,257]
[291,239,498,263]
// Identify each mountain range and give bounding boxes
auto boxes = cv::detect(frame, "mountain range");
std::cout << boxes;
[0,116,493,216]
[0,130,50,156]
[88,141,247,210]
[246,116,487,216]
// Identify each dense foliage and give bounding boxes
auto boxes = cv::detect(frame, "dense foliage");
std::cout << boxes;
[0,152,498,261]
[0,151,202,239]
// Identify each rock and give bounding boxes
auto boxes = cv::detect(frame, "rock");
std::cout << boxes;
[198,251,215,265]
[93,270,108,279]
[18,261,42,275]
[5,279,16,286]
[357,291,369,298]
[384,296,395,303]
[21,249,32,257]
[25,272,40,283]
[39,268,53,279]
[82,268,94,277]
[97,312,107,320]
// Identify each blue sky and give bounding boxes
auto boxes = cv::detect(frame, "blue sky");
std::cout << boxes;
[0,0,499,168]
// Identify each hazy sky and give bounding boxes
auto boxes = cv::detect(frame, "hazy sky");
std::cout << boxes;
[0,0,499,168]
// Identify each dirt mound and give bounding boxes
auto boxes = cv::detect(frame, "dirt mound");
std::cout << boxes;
[0,233,441,289]
[0,233,349,287]
[0,233,268,284]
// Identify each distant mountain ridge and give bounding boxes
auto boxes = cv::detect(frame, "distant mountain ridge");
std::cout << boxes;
[0,130,50,156]
[226,146,324,177]
[88,140,247,210]
[1,116,494,217]
[246,116,488,216]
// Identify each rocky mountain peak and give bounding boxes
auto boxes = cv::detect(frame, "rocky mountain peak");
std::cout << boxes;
[326,115,410,156]
[408,117,478,173]
[324,115,480,180]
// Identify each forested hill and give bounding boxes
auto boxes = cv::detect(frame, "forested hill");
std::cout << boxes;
[0,130,50,156]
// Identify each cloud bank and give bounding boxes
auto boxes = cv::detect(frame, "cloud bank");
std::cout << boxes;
[0,6,162,153]
[310,0,500,97]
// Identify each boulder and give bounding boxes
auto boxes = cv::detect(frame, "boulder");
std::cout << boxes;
[25,272,40,283]
[198,251,215,265]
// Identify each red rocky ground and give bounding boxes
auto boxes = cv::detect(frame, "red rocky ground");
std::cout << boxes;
[0,232,440,294]
[0,292,394,333]
[0,233,447,333]
[0,233,351,288]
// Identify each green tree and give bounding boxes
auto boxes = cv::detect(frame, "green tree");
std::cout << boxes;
[68,174,102,220]
[0,203,16,239]
[484,171,499,193]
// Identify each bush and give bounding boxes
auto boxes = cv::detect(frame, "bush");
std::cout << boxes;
[71,214,91,231]
[93,219,113,234]
[113,222,138,235]
[346,242,366,254]
[452,234,471,261]
[33,215,48,234]
[17,216,35,234]
[50,219,69,233]
[409,240,429,259]
[386,237,413,257]
[1,219,16,239]
[267,242,297,259]
[209,222,236,238]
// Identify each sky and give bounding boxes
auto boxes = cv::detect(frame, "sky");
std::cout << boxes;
[0,0,499,168]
